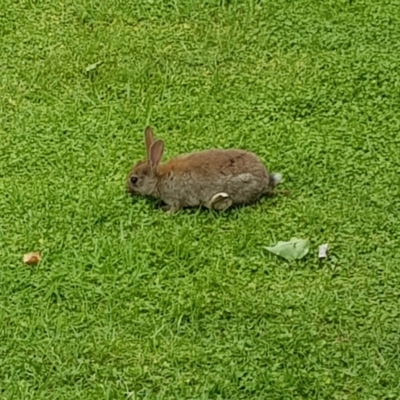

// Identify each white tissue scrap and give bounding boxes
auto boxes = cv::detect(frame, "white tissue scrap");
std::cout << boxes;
[318,244,329,259]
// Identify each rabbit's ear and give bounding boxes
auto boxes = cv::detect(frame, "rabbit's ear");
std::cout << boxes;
[144,126,154,160]
[149,139,164,169]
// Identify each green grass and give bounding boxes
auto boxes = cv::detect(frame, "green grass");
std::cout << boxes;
[1,0,400,398]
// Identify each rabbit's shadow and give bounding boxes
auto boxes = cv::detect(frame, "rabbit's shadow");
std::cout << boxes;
[130,192,286,215]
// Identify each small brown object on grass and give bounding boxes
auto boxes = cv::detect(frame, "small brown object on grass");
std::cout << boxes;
[23,252,42,265]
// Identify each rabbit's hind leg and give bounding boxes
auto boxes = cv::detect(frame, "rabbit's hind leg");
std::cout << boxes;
[207,192,233,211]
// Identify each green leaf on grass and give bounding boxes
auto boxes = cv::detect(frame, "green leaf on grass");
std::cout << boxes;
[265,238,310,261]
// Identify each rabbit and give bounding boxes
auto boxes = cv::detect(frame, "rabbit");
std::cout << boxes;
[126,127,282,213]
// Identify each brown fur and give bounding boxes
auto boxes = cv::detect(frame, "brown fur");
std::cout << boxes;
[127,127,281,212]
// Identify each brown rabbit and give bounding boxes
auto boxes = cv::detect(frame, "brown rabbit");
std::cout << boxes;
[127,127,282,213]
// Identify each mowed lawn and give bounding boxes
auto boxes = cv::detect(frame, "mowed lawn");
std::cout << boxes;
[1,0,400,398]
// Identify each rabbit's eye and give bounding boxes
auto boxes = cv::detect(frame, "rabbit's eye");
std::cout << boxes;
[130,176,138,185]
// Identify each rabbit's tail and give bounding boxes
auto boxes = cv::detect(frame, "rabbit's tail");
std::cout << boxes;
[263,172,283,194]
[269,172,283,188]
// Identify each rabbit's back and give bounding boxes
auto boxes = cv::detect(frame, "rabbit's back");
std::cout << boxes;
[157,149,270,207]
